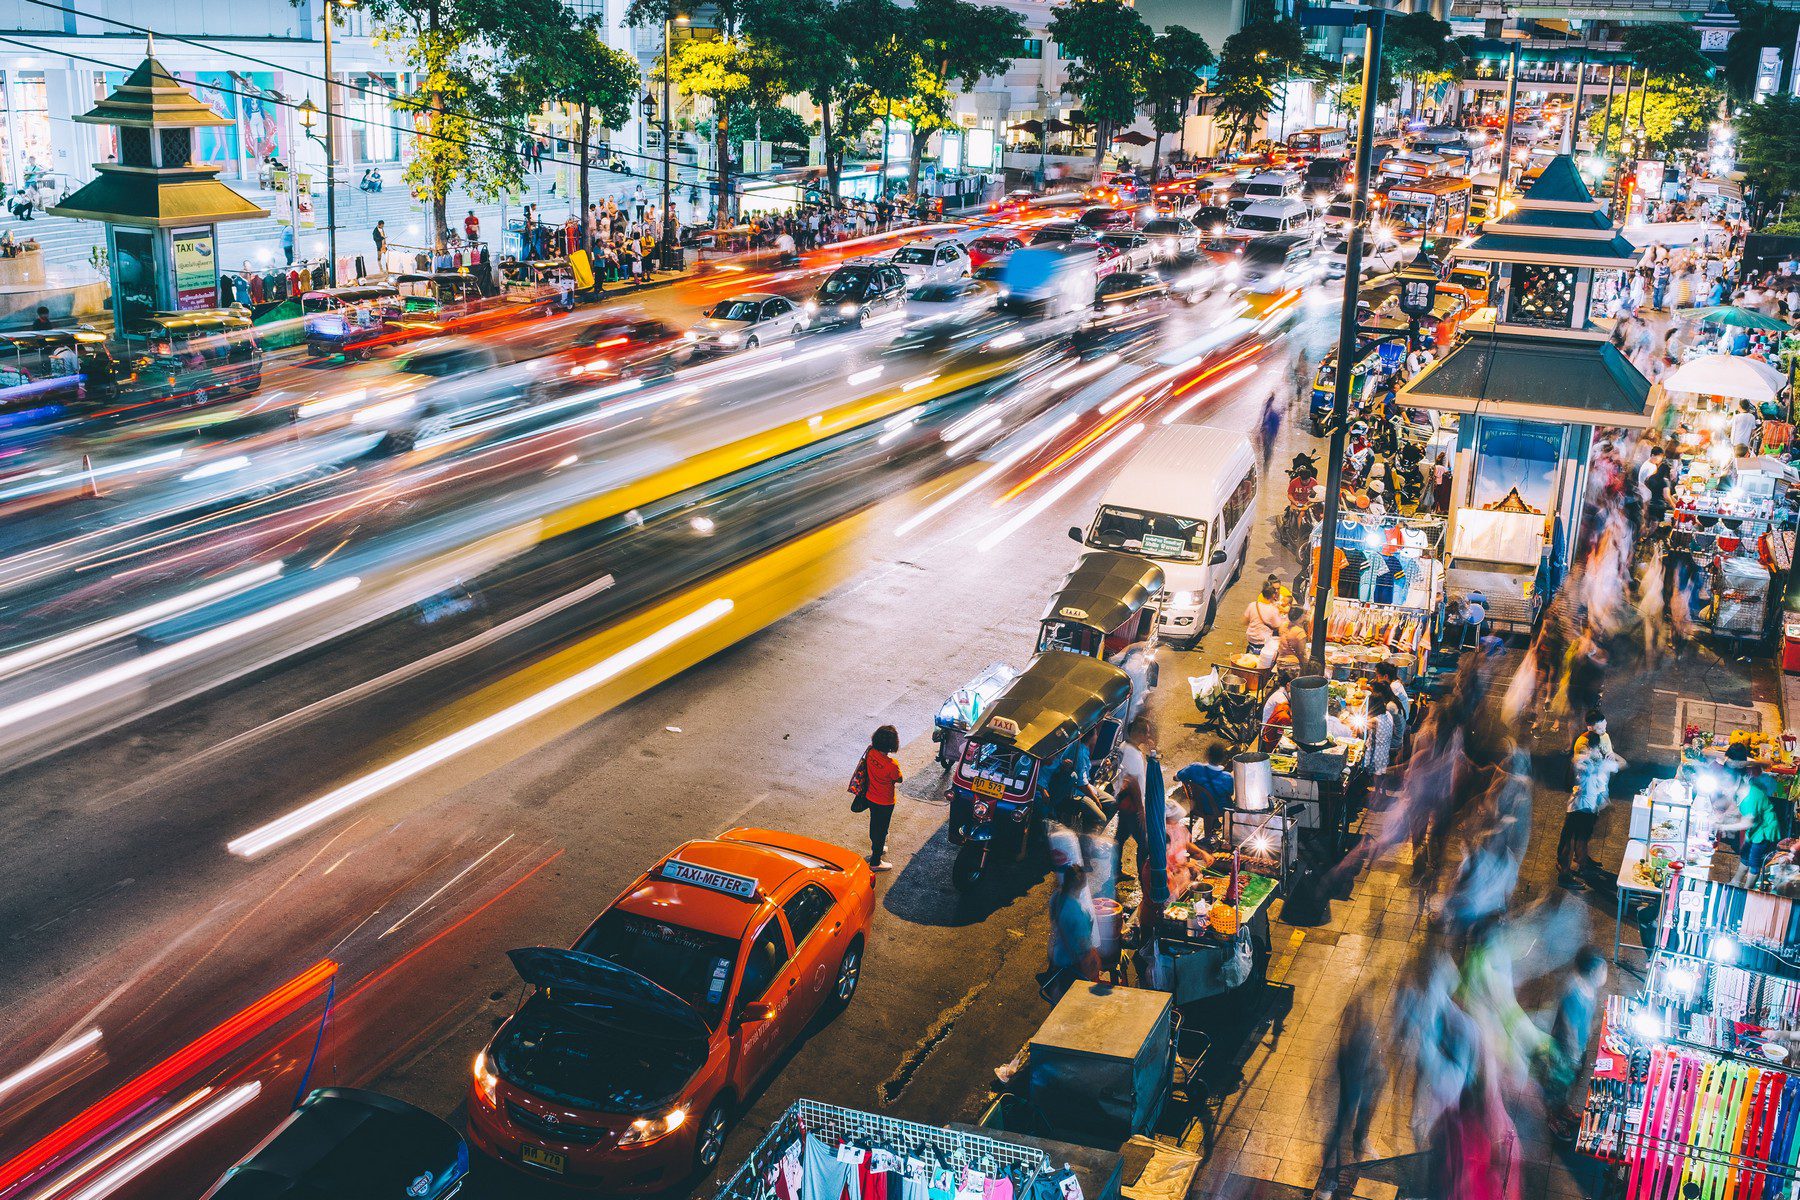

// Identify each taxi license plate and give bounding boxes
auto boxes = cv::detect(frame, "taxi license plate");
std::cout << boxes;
[523,1146,567,1174]
[972,777,1005,799]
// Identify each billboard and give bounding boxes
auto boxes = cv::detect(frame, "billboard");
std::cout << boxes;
[173,228,219,310]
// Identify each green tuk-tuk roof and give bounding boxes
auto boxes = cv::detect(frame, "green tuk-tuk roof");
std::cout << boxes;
[975,652,1133,761]
[1038,550,1166,638]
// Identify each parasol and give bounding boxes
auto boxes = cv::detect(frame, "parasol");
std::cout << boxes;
[1044,118,1075,133]
[1009,119,1045,135]
[1141,755,1170,906]
[1661,353,1789,402]
[1674,305,1790,331]
[1112,130,1154,146]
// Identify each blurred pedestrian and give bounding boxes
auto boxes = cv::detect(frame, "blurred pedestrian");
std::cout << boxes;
[1112,717,1152,883]
[849,724,902,871]
[1558,709,1621,888]
[1259,390,1282,469]
[1173,742,1233,843]
[1045,862,1100,1002]
[1321,997,1385,1194]
[1533,946,1607,1139]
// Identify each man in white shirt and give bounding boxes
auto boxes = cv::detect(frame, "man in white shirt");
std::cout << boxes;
[1730,400,1759,453]
[1112,718,1153,887]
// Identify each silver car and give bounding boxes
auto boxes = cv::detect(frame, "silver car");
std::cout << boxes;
[684,293,805,352]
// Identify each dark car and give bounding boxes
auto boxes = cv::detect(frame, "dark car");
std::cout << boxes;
[1078,206,1136,232]
[202,1088,468,1199]
[1190,205,1234,236]
[1304,156,1348,195]
[1029,221,1085,246]
[1094,270,1172,310]
[973,260,1009,283]
[804,261,908,328]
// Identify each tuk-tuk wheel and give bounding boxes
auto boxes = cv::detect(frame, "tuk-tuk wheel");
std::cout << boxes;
[951,842,987,891]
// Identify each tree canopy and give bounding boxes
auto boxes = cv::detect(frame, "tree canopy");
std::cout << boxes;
[1737,95,1800,223]
[1050,0,1154,167]
[1144,27,1214,172]
[1620,24,1715,83]
[1209,16,1311,151]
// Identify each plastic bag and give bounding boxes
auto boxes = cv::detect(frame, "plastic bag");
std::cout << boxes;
[1189,671,1222,710]
[1220,933,1253,989]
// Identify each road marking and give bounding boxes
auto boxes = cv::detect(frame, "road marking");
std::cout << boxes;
[380,835,516,940]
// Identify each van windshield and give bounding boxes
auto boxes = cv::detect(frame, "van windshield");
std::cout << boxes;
[1088,505,1204,561]
[1235,213,1287,232]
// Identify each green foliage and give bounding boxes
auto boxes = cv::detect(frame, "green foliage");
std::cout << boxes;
[1050,0,1153,164]
[1210,17,1311,151]
[1620,25,1714,83]
[549,20,640,132]
[1738,95,1800,222]
[1580,84,1722,159]
[1145,27,1215,138]
[897,0,1027,188]
[1725,0,1800,99]
[724,101,812,147]
[356,0,574,238]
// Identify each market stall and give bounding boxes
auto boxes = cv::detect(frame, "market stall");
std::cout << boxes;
[1118,852,1278,1005]
[1311,513,1446,682]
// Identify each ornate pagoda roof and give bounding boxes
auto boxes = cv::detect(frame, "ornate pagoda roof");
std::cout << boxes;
[77,45,234,131]
[1400,331,1654,428]
[1452,153,1643,269]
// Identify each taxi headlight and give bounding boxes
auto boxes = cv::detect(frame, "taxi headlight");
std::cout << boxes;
[972,797,994,822]
[473,1049,499,1108]
[720,332,742,346]
[619,1107,688,1147]
[838,302,858,316]
[682,330,699,342]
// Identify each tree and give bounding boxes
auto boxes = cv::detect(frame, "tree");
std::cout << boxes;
[1143,28,1214,174]
[1620,25,1714,84]
[1581,83,1723,161]
[1049,0,1153,170]
[1209,16,1310,151]
[1737,95,1800,224]
[545,19,639,228]
[358,0,574,240]
[898,0,1026,196]
[1725,0,1800,99]
[630,0,754,222]
[1383,12,1461,119]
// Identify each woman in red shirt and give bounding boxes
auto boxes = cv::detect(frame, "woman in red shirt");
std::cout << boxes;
[860,725,902,871]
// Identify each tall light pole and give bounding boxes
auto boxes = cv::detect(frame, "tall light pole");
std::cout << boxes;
[659,13,687,270]
[320,0,347,283]
[1307,3,1386,669]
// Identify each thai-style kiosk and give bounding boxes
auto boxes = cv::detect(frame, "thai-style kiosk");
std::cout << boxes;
[49,41,268,329]
[1397,156,1654,615]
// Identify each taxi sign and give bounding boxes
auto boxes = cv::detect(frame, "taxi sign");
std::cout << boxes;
[660,858,759,900]
[1058,606,1090,620]
[986,716,1021,739]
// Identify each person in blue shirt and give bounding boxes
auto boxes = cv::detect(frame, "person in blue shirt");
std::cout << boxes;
[1174,742,1234,843]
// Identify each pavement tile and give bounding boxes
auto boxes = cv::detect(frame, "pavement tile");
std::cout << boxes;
[1235,1151,1281,1181]
[1272,1156,1324,1190]
[1351,1180,1399,1200]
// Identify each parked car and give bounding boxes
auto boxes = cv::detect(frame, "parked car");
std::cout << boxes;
[890,238,971,287]
[202,1089,468,1200]
[1139,218,1200,260]
[685,293,805,352]
[805,262,909,328]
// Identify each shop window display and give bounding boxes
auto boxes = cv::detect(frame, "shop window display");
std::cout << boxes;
[1507,262,1577,329]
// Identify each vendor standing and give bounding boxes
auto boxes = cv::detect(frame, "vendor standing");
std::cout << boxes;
[1718,746,1784,882]
[1175,743,1234,842]
[1243,584,1284,656]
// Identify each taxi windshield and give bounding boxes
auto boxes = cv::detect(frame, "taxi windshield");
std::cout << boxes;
[957,739,1036,795]
[574,910,739,1023]
[491,1005,706,1112]
[894,246,936,265]
[820,269,869,299]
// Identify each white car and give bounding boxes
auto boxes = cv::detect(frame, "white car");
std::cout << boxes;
[684,292,804,352]
[1139,217,1200,260]
[1322,235,1415,280]
[1096,230,1157,271]
[890,238,971,288]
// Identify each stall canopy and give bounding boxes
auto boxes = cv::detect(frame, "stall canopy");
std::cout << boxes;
[1674,305,1788,331]
[1661,353,1788,402]
[1403,332,1654,428]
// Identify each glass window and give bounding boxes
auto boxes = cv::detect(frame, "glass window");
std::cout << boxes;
[781,884,835,946]
[1088,506,1204,560]
[738,918,791,1006]
[10,72,51,186]
[1019,38,1044,58]
[573,910,741,1021]
[1507,263,1576,329]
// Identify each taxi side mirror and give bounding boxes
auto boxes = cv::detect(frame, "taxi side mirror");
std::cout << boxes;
[736,1001,778,1025]
[1210,549,1229,566]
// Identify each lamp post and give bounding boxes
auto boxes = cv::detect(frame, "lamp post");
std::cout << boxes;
[295,96,337,281]
[660,14,687,270]
[316,0,349,283]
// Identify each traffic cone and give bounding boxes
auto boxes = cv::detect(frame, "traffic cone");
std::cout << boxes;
[82,453,102,499]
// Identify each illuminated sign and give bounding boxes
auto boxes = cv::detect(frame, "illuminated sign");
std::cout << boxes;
[659,859,759,900]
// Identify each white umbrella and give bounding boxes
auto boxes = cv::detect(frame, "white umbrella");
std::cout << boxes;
[1662,354,1788,403]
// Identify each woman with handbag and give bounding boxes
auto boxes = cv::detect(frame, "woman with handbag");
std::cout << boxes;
[849,725,902,871]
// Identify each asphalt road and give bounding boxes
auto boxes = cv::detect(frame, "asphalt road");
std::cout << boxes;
[0,262,1347,1200]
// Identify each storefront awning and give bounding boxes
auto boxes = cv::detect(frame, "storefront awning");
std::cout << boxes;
[1401,331,1654,428]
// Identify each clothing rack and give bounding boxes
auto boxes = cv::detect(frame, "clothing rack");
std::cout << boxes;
[712,1100,1049,1200]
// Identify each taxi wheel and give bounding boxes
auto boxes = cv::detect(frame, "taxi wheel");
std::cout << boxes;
[831,939,864,1008]
[694,1100,731,1173]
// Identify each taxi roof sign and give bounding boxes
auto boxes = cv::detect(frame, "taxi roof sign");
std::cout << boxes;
[987,716,1021,739]
[660,858,760,900]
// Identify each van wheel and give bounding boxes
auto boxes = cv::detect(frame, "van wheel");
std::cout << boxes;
[1201,596,1217,633]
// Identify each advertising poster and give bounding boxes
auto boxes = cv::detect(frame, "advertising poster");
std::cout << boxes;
[112,228,159,324]
[173,228,219,310]
[965,127,996,170]
[1469,417,1563,517]
[239,73,284,163]
[184,72,242,167]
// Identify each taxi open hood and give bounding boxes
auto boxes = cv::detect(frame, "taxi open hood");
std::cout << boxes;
[507,947,710,1039]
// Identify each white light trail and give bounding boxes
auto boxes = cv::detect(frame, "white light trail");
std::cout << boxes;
[976,422,1145,553]
[178,456,250,483]
[895,413,1078,538]
[227,598,735,858]
[1160,364,1259,425]
[846,366,884,387]
[0,575,358,730]
[945,415,1002,453]
[0,561,285,683]
[0,1028,101,1104]
[63,1083,260,1200]
[0,449,184,503]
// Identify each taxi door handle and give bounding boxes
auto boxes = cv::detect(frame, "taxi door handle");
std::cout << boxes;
[831,921,842,934]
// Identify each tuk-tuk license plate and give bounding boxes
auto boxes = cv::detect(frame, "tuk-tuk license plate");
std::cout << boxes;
[523,1146,566,1173]
[972,777,1005,799]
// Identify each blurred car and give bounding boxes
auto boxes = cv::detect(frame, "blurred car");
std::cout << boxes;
[1322,234,1413,280]
[1097,230,1156,271]
[395,337,517,380]
[906,276,993,321]
[1238,233,1321,291]
[1078,206,1137,232]
[1151,182,1202,218]
[1140,217,1200,259]
[1093,270,1173,311]
[967,233,1026,268]
[1190,205,1234,237]
[987,189,1038,217]
[202,1088,468,1200]
[1029,221,1085,247]
[805,262,909,328]
[1083,240,1126,280]
[973,260,1009,283]
[466,828,875,1191]
[890,238,971,288]
[685,293,804,352]
[559,313,684,379]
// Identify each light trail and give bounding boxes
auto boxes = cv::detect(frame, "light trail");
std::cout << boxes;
[0,562,284,683]
[1159,363,1260,425]
[0,1028,102,1106]
[0,449,184,503]
[977,422,1145,553]
[61,1083,260,1200]
[893,413,1078,538]
[0,576,360,731]
[227,598,735,858]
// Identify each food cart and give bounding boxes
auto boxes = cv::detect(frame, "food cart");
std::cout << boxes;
[1444,507,1544,637]
[1313,512,1446,680]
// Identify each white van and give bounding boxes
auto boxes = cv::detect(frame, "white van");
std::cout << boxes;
[1243,170,1303,202]
[1233,197,1314,238]
[1073,424,1258,645]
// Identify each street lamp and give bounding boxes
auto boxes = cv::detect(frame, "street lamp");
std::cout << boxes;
[658,13,688,271]
[317,0,352,284]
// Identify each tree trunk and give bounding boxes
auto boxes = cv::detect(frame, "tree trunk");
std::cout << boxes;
[1095,118,1109,171]
[430,91,448,245]
[908,130,926,204]
[1151,130,1163,178]
[578,100,591,234]
[821,98,840,200]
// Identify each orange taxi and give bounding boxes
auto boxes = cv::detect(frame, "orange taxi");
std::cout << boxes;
[467,828,875,1191]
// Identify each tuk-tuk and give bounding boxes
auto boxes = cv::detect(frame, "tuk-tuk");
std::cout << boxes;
[1036,550,1164,660]
[302,284,399,359]
[384,272,487,328]
[503,259,575,312]
[948,653,1134,891]
[124,309,263,405]
[0,328,122,423]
